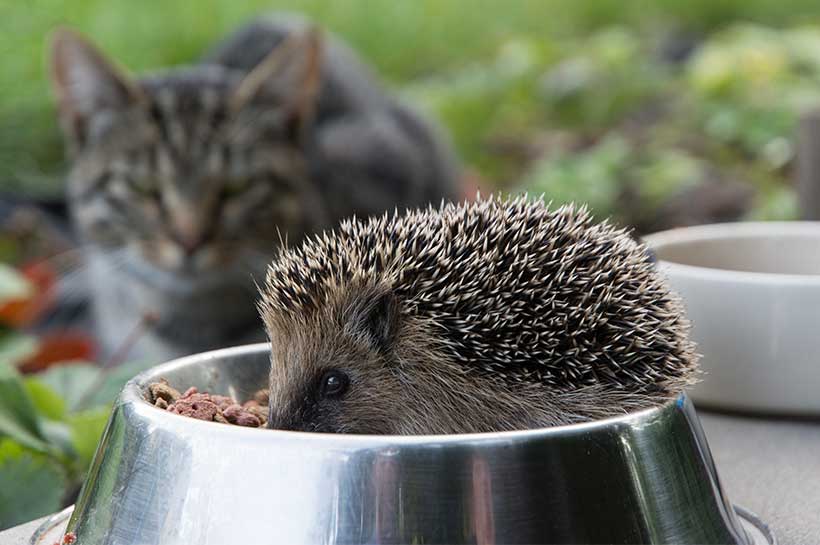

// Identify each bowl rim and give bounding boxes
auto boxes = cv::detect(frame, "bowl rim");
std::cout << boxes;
[643,221,820,285]
[126,343,687,446]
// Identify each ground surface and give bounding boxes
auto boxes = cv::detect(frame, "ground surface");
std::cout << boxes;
[699,410,820,545]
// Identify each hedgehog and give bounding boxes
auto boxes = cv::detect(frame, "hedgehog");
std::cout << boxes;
[259,196,698,435]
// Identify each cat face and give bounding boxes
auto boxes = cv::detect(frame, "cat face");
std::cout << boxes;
[49,28,328,283]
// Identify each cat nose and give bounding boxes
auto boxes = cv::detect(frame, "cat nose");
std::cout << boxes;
[163,194,203,243]
[169,213,205,256]
[176,237,205,263]
[176,232,203,256]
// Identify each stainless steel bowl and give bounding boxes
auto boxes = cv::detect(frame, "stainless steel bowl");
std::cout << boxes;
[65,343,774,544]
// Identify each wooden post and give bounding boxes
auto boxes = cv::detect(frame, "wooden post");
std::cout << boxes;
[796,110,820,220]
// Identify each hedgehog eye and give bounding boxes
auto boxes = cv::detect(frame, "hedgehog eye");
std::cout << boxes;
[320,370,349,399]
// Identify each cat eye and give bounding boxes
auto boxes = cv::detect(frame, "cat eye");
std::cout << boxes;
[130,178,158,197]
[222,178,251,196]
[320,370,349,399]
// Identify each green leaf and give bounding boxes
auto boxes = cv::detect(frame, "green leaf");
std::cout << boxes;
[0,331,38,367]
[0,239,20,265]
[0,264,32,307]
[24,378,66,421]
[30,360,147,469]
[68,408,110,468]
[86,359,157,409]
[36,359,155,413]
[0,363,47,453]
[36,364,99,413]
[525,134,629,217]
[40,420,76,461]
[0,439,67,531]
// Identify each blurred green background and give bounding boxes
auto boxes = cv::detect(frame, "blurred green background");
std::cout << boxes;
[6,0,820,229]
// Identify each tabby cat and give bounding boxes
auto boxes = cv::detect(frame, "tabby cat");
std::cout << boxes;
[49,14,461,362]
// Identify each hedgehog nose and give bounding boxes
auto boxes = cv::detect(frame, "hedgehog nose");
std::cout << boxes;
[266,408,280,430]
[267,410,302,431]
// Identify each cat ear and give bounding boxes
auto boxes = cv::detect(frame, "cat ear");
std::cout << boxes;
[49,27,143,149]
[229,27,323,141]
[348,289,400,353]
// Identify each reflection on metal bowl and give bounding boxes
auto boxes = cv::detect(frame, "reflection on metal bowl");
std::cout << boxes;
[63,343,773,544]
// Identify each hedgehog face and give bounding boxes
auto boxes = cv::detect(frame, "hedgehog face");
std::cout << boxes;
[266,287,409,434]
[263,283,534,435]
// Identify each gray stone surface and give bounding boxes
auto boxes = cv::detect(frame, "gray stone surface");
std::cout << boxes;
[700,411,820,545]
[1,412,817,544]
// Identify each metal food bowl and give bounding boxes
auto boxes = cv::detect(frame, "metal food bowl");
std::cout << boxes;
[58,343,774,545]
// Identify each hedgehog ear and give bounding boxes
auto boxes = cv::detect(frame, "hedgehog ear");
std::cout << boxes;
[350,290,400,353]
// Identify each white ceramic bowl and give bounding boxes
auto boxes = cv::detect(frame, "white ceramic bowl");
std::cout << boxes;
[644,221,820,414]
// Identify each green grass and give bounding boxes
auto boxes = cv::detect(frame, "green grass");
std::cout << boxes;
[4,0,820,195]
